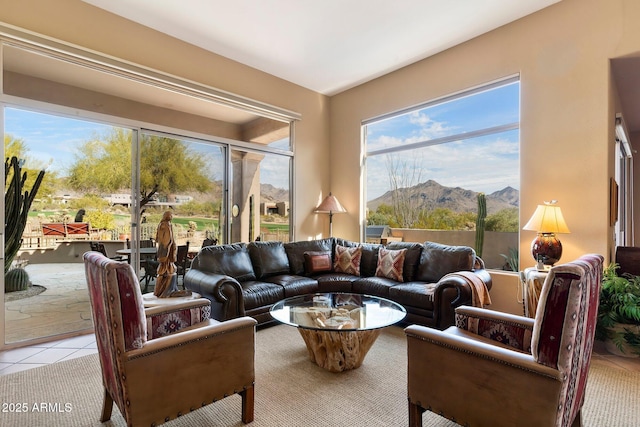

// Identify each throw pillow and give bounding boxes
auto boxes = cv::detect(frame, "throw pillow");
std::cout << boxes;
[334,245,362,275]
[375,247,407,282]
[304,251,333,274]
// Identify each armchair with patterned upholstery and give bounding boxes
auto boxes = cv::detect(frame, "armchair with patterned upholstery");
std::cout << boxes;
[405,254,603,427]
[83,251,257,426]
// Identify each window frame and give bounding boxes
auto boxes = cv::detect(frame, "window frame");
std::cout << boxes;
[362,75,521,270]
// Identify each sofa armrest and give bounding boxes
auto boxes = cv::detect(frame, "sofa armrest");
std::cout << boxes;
[455,305,534,352]
[183,269,245,321]
[433,269,491,329]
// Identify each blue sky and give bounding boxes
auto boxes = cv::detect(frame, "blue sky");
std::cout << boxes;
[4,107,290,190]
[6,81,516,199]
[365,82,520,200]
[5,107,112,174]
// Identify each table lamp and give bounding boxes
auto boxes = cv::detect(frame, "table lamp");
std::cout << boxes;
[522,200,570,266]
[314,192,346,237]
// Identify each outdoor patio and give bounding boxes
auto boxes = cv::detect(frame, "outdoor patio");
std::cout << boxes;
[4,262,156,344]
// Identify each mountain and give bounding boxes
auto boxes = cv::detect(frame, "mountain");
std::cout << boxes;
[261,183,289,202]
[367,180,518,214]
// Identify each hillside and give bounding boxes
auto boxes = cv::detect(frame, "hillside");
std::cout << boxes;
[261,183,289,202]
[367,180,518,214]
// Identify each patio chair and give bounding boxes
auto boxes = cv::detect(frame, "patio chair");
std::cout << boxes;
[89,241,126,261]
[176,242,190,286]
[202,238,218,247]
[83,251,256,426]
[405,254,603,427]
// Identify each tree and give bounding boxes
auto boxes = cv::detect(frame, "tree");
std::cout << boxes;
[367,203,396,226]
[385,154,422,228]
[67,128,131,193]
[67,129,212,198]
[485,208,519,232]
[4,134,27,160]
[4,134,59,199]
[139,134,211,195]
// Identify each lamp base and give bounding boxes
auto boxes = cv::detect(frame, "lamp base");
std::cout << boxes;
[531,233,562,266]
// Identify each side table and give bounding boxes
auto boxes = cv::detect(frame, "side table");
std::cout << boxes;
[520,267,549,318]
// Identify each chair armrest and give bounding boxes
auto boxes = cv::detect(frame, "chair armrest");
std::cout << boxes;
[183,269,245,320]
[404,324,559,380]
[455,305,534,328]
[130,316,257,358]
[125,317,257,412]
[454,305,534,352]
[144,298,212,340]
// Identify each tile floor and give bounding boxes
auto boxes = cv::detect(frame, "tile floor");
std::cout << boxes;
[0,333,97,375]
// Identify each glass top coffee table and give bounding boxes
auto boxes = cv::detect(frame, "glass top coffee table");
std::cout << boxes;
[270,293,406,372]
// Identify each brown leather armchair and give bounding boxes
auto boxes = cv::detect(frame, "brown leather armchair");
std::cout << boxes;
[405,254,603,427]
[84,251,257,426]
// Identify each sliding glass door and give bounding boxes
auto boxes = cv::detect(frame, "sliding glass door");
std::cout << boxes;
[3,107,132,344]
[0,36,296,348]
[139,131,226,249]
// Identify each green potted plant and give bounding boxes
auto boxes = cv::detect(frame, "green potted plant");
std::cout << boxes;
[596,263,640,357]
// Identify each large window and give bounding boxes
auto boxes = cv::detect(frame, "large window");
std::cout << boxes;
[1,33,296,347]
[364,77,520,270]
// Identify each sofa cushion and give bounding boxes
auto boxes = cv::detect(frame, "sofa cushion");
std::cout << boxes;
[195,243,256,282]
[285,238,334,275]
[335,239,380,277]
[352,276,396,298]
[266,274,319,297]
[304,251,333,275]
[416,241,476,283]
[248,241,290,279]
[334,245,362,275]
[375,247,406,282]
[240,280,285,309]
[389,282,436,310]
[316,273,358,293]
[386,241,423,282]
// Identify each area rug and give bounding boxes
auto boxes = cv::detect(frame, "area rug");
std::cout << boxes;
[0,325,638,426]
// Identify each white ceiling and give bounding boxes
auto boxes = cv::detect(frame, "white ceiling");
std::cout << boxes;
[83,0,561,96]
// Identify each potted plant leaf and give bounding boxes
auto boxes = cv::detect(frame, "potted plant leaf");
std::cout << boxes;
[596,263,640,357]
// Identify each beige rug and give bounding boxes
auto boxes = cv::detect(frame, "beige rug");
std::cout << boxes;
[0,325,638,426]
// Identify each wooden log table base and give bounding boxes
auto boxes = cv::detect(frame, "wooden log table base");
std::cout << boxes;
[297,328,382,372]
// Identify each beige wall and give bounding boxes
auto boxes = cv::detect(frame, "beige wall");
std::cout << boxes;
[0,0,331,240]
[329,0,640,313]
[3,0,640,316]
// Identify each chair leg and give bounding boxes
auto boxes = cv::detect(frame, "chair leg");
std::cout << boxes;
[100,388,114,422]
[240,385,255,424]
[408,400,424,427]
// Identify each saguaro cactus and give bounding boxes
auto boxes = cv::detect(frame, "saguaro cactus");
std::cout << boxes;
[5,156,45,274]
[475,193,486,258]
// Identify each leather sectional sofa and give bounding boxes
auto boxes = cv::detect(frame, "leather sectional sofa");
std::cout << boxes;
[184,238,492,329]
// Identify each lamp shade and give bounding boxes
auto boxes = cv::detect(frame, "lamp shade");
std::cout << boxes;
[522,201,570,234]
[314,193,346,214]
[314,192,346,237]
[523,201,570,266]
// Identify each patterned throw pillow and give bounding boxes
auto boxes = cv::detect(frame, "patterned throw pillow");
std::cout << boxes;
[375,247,407,282]
[334,245,362,275]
